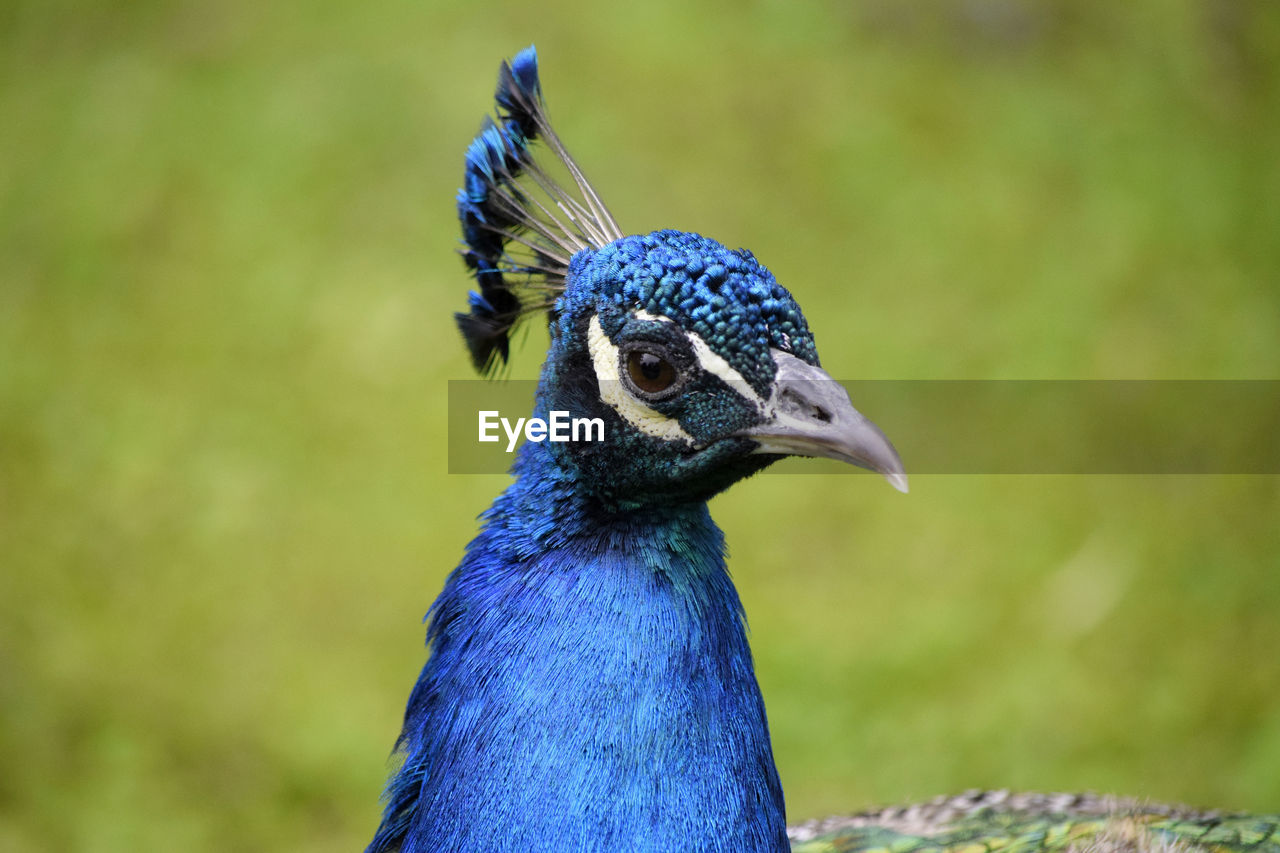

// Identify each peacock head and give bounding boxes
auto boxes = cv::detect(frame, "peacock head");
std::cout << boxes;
[535,231,904,506]
[455,47,906,508]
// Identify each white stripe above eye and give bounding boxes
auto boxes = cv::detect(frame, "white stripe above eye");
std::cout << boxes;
[687,336,767,413]
[588,315,695,444]
[634,310,768,414]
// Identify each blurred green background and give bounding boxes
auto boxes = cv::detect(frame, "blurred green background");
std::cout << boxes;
[2,0,1278,850]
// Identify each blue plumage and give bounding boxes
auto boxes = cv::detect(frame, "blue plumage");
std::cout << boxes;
[369,47,907,853]
[372,462,785,851]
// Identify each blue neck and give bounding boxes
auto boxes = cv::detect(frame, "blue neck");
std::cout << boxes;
[369,441,787,852]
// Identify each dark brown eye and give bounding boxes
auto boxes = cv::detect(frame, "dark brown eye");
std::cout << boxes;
[626,351,677,395]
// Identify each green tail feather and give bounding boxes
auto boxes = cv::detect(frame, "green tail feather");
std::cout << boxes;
[789,792,1280,853]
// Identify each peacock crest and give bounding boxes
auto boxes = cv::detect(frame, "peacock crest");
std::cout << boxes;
[454,46,624,374]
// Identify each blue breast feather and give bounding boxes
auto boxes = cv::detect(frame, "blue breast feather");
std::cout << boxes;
[368,446,787,851]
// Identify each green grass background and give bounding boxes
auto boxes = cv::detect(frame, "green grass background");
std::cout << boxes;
[3,0,1279,849]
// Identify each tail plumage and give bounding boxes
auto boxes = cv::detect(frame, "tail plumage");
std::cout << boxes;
[454,46,623,374]
[789,792,1280,853]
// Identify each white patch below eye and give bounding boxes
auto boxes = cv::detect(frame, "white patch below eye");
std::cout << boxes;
[588,316,695,444]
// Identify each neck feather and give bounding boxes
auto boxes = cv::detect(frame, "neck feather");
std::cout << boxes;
[369,442,787,853]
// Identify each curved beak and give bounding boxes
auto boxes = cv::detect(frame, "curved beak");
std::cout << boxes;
[739,350,908,493]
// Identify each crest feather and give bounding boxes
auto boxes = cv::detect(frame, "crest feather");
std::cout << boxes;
[454,46,623,374]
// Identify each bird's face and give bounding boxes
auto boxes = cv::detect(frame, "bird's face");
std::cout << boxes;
[538,230,906,509]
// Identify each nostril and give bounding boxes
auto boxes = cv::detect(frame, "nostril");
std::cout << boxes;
[777,388,831,423]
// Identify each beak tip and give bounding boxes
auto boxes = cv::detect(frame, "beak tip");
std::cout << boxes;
[885,470,910,494]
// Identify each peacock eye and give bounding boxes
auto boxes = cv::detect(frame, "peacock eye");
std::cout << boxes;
[617,337,690,402]
[626,350,677,395]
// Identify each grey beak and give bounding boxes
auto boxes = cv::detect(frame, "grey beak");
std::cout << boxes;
[739,350,908,493]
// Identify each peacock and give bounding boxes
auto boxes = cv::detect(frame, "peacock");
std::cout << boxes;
[366,47,1279,853]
